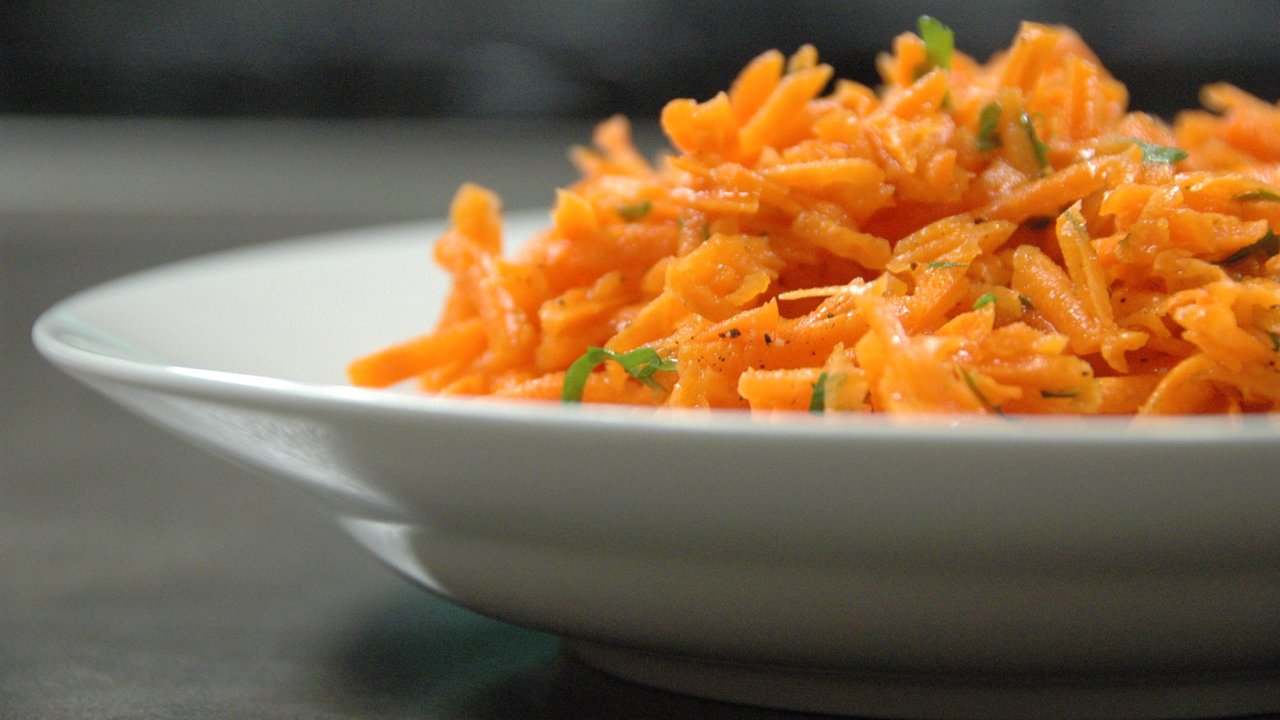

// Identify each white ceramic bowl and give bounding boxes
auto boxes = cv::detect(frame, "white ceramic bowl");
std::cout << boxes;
[33,215,1280,720]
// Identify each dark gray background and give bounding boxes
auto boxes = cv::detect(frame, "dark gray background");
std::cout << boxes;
[5,0,1280,121]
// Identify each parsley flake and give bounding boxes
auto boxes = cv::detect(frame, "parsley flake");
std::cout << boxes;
[1217,228,1279,265]
[928,261,968,269]
[1020,112,1050,174]
[919,17,953,69]
[561,346,676,403]
[973,292,997,309]
[912,16,956,108]
[958,366,1004,415]
[616,200,652,222]
[1234,189,1280,202]
[1132,139,1188,164]
[1040,389,1079,399]
[977,101,1002,151]
[915,16,954,77]
[809,371,829,413]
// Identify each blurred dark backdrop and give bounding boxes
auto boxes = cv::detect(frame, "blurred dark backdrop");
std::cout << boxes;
[4,1,1280,121]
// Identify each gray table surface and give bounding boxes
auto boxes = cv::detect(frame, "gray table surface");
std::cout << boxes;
[3,118,1272,720]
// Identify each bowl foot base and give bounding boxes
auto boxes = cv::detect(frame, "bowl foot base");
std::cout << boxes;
[567,640,1280,720]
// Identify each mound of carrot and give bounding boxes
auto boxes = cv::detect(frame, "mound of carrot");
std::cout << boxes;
[350,18,1280,415]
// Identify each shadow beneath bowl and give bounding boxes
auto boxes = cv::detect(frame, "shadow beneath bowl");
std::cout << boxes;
[323,589,826,719]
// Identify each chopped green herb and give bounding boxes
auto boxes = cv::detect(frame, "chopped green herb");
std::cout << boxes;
[917,16,954,73]
[1217,228,1279,265]
[1020,112,1050,173]
[1018,293,1033,309]
[1234,189,1280,202]
[1132,139,1188,164]
[809,371,829,413]
[1270,331,1280,352]
[928,261,968,269]
[561,346,676,403]
[973,292,997,309]
[958,366,1003,415]
[977,101,1002,151]
[1040,389,1079,399]
[616,200,652,222]
[912,16,955,108]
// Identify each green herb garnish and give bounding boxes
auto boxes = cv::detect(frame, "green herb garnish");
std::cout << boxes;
[1020,112,1050,174]
[973,292,997,309]
[1040,389,1079,399]
[1270,332,1280,352]
[809,371,829,413]
[1217,228,1279,265]
[1234,189,1280,202]
[977,101,1002,151]
[561,346,676,403]
[1133,139,1188,164]
[917,16,954,74]
[959,366,1004,415]
[616,200,652,222]
[912,16,955,108]
[928,261,968,269]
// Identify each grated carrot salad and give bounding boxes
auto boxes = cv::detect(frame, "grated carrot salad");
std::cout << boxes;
[350,19,1280,415]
